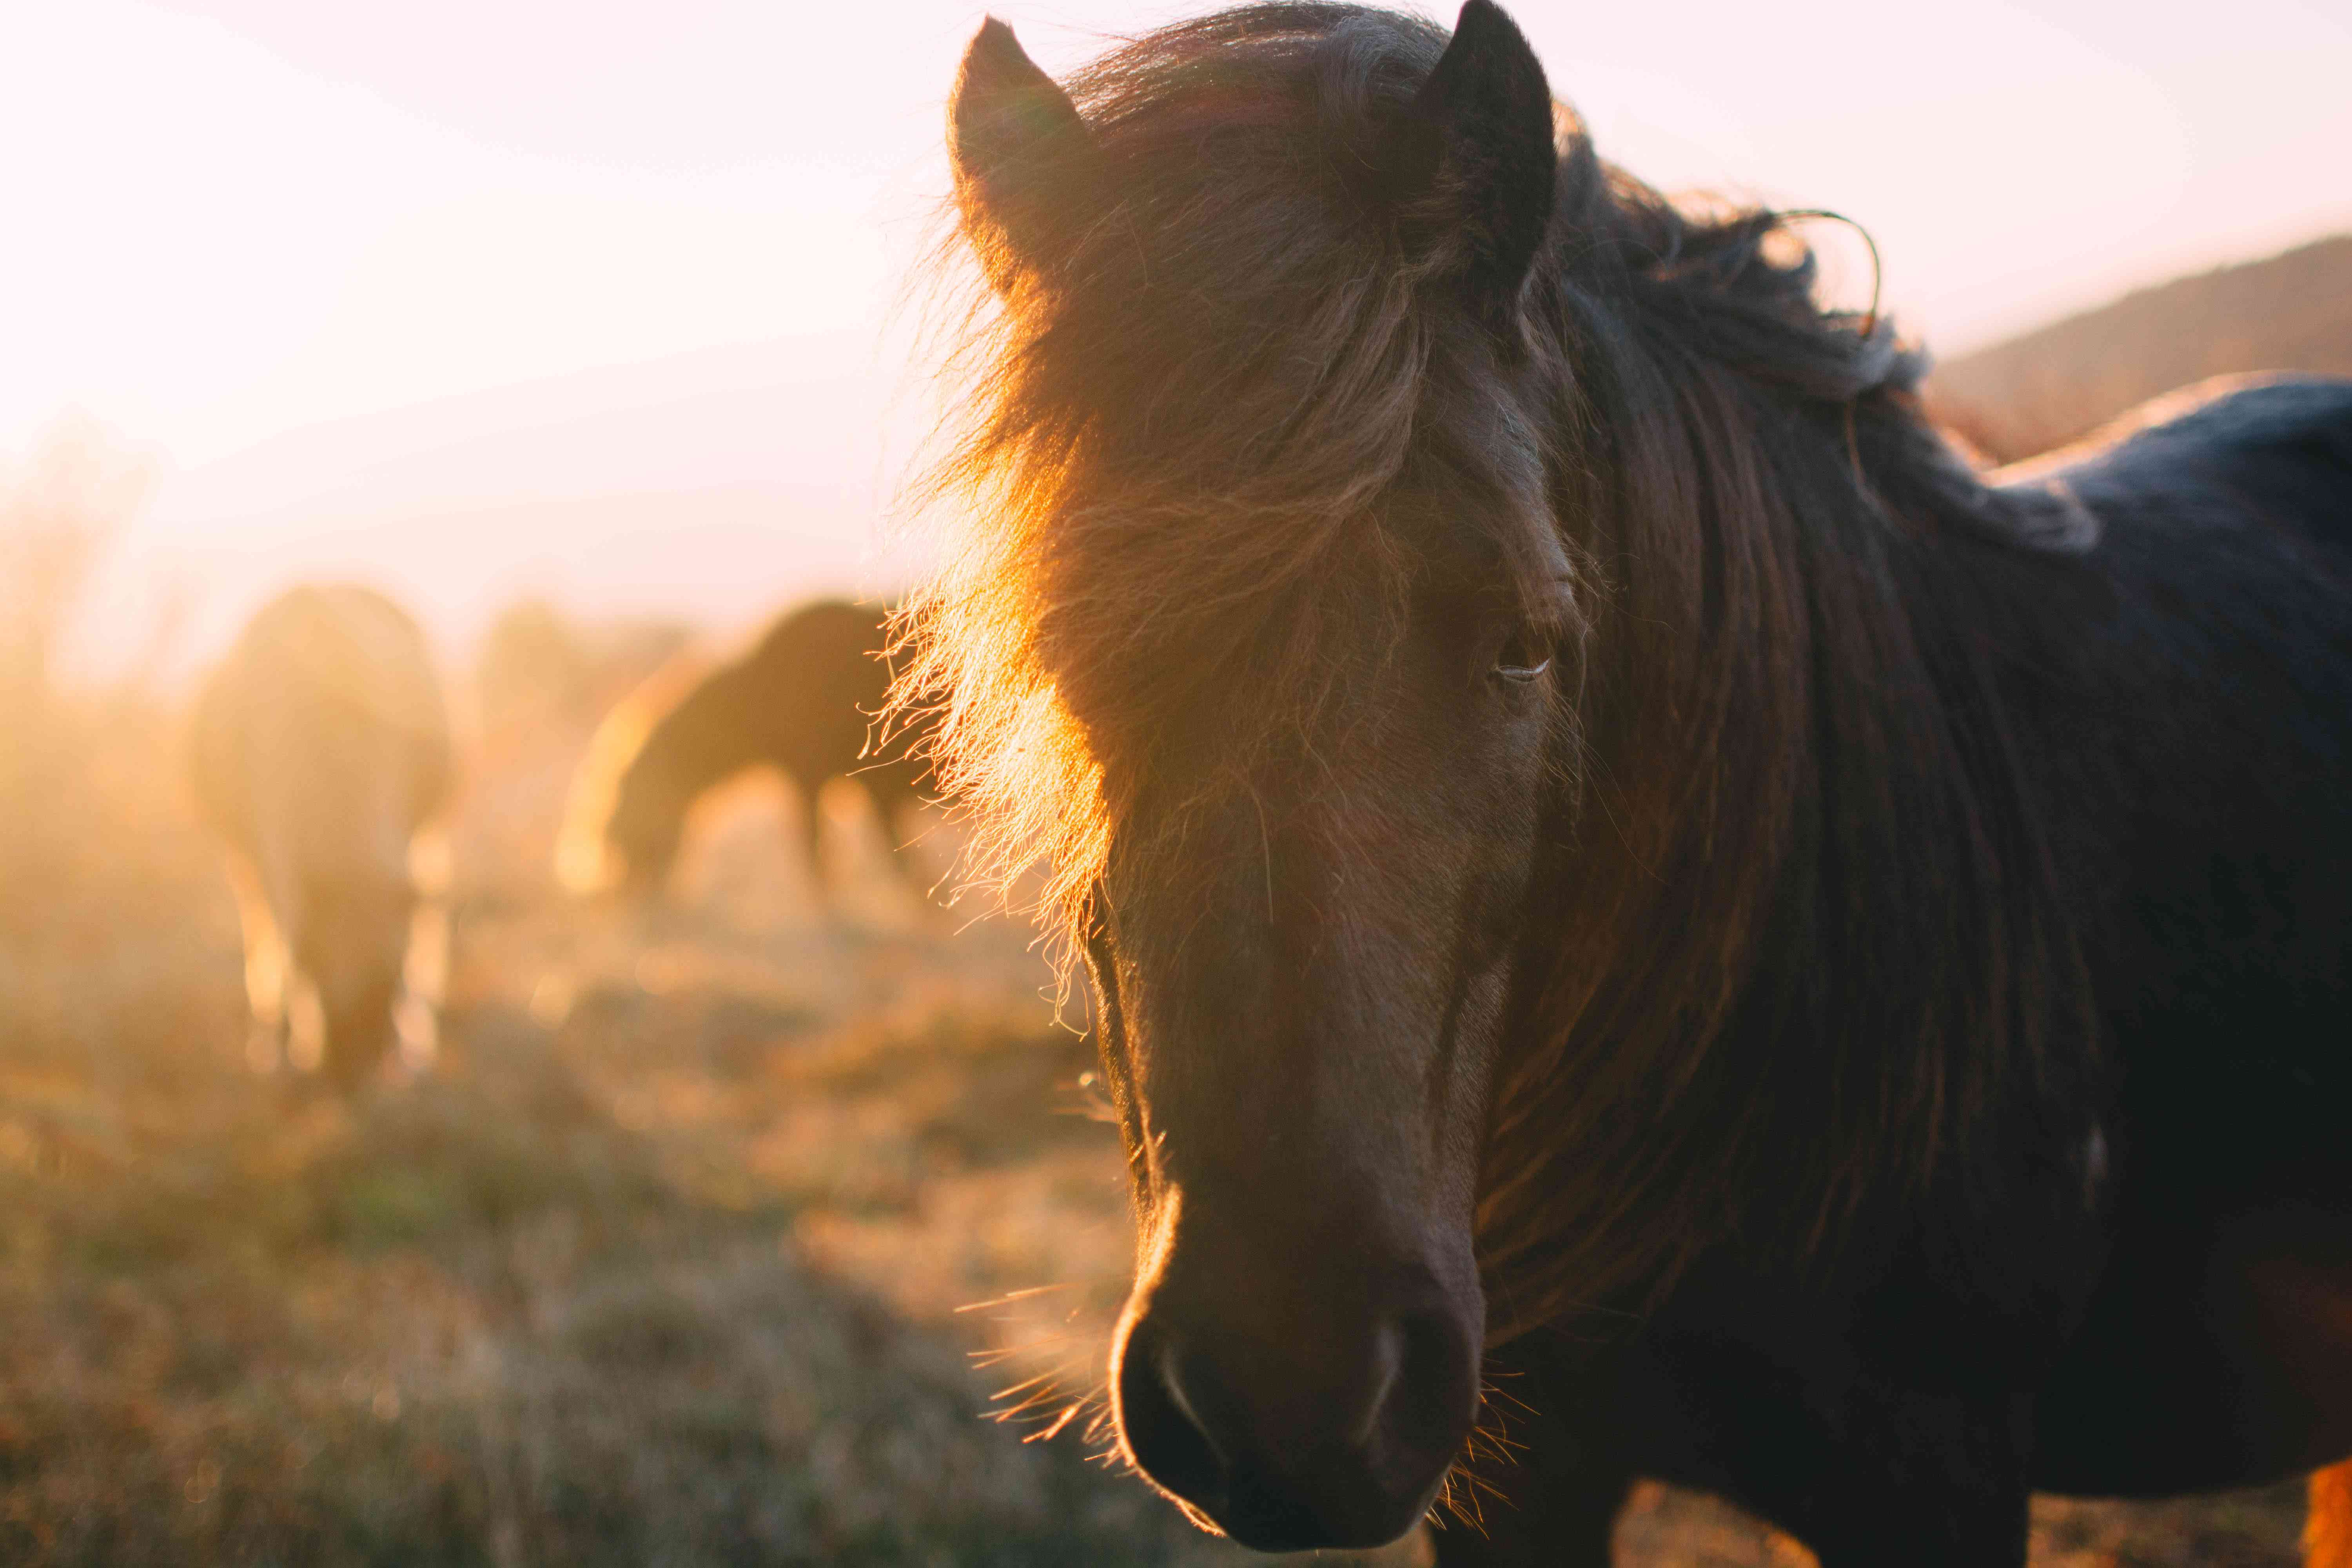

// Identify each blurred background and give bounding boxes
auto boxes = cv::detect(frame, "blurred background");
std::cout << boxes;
[2,0,2347,1563]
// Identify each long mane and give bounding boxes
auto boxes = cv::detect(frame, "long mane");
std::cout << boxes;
[895,3,2098,1336]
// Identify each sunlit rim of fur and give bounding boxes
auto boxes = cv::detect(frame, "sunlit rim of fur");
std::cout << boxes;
[888,5,1478,965]
[959,1284,1130,1472]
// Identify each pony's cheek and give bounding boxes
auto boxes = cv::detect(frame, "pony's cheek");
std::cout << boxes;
[1455,781,1550,960]
[1437,964,1515,1171]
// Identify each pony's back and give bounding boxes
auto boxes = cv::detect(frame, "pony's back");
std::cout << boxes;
[1997,374,2352,539]
[193,584,451,1090]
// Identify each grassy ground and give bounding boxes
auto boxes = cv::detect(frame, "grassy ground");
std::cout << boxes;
[0,673,1332,1568]
[0,653,2314,1565]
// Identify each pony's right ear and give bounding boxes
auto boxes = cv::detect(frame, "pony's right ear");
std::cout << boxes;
[951,18,1100,295]
[1383,0,1557,322]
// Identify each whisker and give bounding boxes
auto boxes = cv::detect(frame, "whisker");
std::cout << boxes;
[954,1281,1082,1314]
[989,1371,1064,1402]
[1028,1401,1087,1442]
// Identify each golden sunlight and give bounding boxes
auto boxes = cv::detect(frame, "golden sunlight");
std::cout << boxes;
[1,0,2347,1562]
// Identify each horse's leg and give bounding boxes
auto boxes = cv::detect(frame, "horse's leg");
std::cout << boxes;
[394,890,448,1074]
[284,969,327,1074]
[2040,1204,2352,1494]
[867,780,933,908]
[1751,1386,2034,1568]
[791,770,828,909]
[225,854,289,1072]
[1615,1318,2034,1568]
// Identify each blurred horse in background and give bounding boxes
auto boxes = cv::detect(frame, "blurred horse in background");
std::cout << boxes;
[192,584,453,1094]
[555,598,935,906]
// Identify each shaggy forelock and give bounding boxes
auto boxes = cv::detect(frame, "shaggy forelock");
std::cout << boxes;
[897,5,1533,944]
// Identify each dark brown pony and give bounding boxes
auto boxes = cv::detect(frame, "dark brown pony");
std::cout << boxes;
[558,598,933,903]
[902,4,2352,1561]
[193,584,452,1093]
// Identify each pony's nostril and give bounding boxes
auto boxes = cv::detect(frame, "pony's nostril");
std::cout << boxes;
[1114,1318,1229,1509]
[1381,1308,1481,1463]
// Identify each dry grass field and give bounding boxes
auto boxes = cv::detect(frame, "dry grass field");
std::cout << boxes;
[0,501,2315,1563]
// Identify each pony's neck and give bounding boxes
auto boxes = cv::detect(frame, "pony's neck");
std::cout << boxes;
[644,666,768,799]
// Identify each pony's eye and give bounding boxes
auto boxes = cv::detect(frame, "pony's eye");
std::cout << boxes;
[1493,630,1552,684]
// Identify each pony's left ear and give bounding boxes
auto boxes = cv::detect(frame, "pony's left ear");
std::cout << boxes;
[1388,0,1557,318]
[951,17,1102,296]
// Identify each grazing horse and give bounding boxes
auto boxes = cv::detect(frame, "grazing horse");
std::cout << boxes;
[556,599,933,903]
[192,584,452,1094]
[902,4,2352,1562]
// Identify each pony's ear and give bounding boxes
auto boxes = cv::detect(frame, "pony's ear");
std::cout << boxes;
[1388,0,1557,318]
[950,17,1100,295]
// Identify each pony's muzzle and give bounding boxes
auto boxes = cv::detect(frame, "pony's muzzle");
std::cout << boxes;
[1112,1265,1480,1550]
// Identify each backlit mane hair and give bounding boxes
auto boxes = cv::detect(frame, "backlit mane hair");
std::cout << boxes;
[895,7,1466,932]
[895,3,2094,1332]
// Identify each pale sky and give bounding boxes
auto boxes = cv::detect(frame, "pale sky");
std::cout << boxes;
[6,0,2350,658]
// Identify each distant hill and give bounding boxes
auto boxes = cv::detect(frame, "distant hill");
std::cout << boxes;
[1925,234,2352,463]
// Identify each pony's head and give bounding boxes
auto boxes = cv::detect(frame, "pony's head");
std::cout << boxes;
[297,867,417,1093]
[600,753,692,897]
[911,2,1581,1546]
[555,653,711,898]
